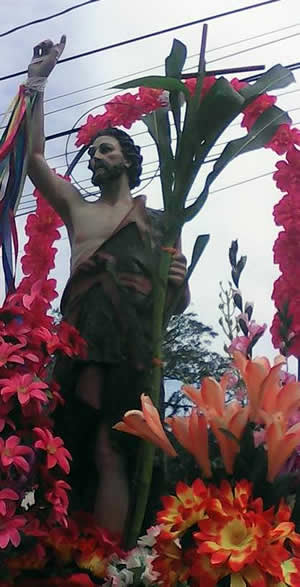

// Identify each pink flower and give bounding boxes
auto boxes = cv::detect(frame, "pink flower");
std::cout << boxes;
[104,93,144,129]
[228,335,250,355]
[0,489,19,516]
[270,313,284,350]
[21,242,56,279]
[34,428,72,473]
[230,78,247,91]
[273,192,300,229]
[0,436,33,473]
[247,321,267,338]
[0,373,48,406]
[241,93,277,131]
[228,321,266,356]
[0,502,26,548]
[137,87,165,113]
[46,480,71,527]
[184,76,216,100]
[273,227,300,278]
[273,146,300,196]
[265,124,300,155]
[57,321,87,358]
[0,337,25,367]
[31,326,61,355]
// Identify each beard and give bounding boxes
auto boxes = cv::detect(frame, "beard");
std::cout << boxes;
[91,161,128,187]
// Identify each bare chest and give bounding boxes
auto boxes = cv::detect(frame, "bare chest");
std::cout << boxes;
[70,201,133,245]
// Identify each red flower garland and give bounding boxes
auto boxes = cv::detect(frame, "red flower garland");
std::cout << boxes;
[0,179,88,582]
[271,144,300,356]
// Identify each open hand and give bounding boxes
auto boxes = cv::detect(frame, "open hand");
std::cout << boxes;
[28,35,66,79]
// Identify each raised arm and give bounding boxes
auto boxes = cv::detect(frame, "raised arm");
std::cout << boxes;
[27,37,82,224]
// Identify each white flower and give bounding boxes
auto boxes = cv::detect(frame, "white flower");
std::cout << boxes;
[138,525,161,548]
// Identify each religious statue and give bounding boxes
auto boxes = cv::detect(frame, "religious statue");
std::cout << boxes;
[26,37,190,537]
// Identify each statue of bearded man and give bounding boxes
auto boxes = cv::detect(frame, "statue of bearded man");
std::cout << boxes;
[26,36,190,538]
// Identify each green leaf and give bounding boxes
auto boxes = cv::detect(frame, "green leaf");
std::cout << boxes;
[186,234,210,281]
[114,75,190,99]
[195,77,245,149]
[174,78,245,205]
[165,39,187,79]
[142,110,174,207]
[212,104,290,172]
[184,104,290,221]
[240,64,295,105]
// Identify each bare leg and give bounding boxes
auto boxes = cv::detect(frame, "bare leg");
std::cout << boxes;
[94,424,129,535]
[75,364,129,536]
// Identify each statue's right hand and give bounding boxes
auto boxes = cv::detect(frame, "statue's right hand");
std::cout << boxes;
[28,35,66,78]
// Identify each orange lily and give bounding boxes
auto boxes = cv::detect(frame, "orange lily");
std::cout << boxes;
[113,393,177,457]
[182,374,229,419]
[182,375,248,474]
[210,402,249,474]
[166,409,212,478]
[265,418,300,481]
[233,351,286,420]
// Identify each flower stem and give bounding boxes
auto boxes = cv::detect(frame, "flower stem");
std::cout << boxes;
[125,247,172,548]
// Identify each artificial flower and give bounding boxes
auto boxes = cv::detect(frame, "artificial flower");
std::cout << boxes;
[0,373,48,406]
[34,427,72,473]
[241,93,276,131]
[166,409,212,477]
[0,436,33,473]
[113,393,177,457]
[0,502,26,549]
[265,123,300,155]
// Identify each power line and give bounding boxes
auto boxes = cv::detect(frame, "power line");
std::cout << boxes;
[36,28,300,121]
[18,98,300,209]
[0,0,100,38]
[1,21,298,122]
[41,78,300,144]
[0,0,280,82]
[27,21,300,109]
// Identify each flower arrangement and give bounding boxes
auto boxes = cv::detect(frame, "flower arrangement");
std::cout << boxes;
[0,187,87,585]
[1,30,300,586]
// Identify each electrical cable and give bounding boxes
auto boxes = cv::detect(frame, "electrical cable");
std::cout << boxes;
[17,98,300,210]
[35,61,300,145]
[0,0,280,82]
[0,0,100,38]
[0,19,294,117]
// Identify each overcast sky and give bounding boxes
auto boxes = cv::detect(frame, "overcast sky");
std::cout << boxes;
[1,0,299,370]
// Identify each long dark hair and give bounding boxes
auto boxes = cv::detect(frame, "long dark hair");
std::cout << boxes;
[91,127,143,189]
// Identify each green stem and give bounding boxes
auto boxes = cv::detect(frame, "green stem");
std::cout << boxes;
[125,247,172,548]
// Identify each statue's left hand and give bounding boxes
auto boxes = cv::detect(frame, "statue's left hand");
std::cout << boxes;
[168,252,187,287]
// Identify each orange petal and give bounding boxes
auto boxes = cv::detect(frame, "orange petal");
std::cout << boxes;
[266,420,300,481]
[181,384,205,410]
[232,351,248,378]
[114,401,177,457]
[244,361,268,418]
[260,362,283,414]
[141,394,167,440]
[168,410,211,477]
[276,382,300,417]
[201,377,224,417]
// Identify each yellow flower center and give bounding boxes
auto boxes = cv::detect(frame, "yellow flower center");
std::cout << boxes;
[17,386,27,394]
[47,445,56,455]
[221,519,248,548]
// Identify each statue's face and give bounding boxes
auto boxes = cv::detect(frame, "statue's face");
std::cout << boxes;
[88,135,130,187]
